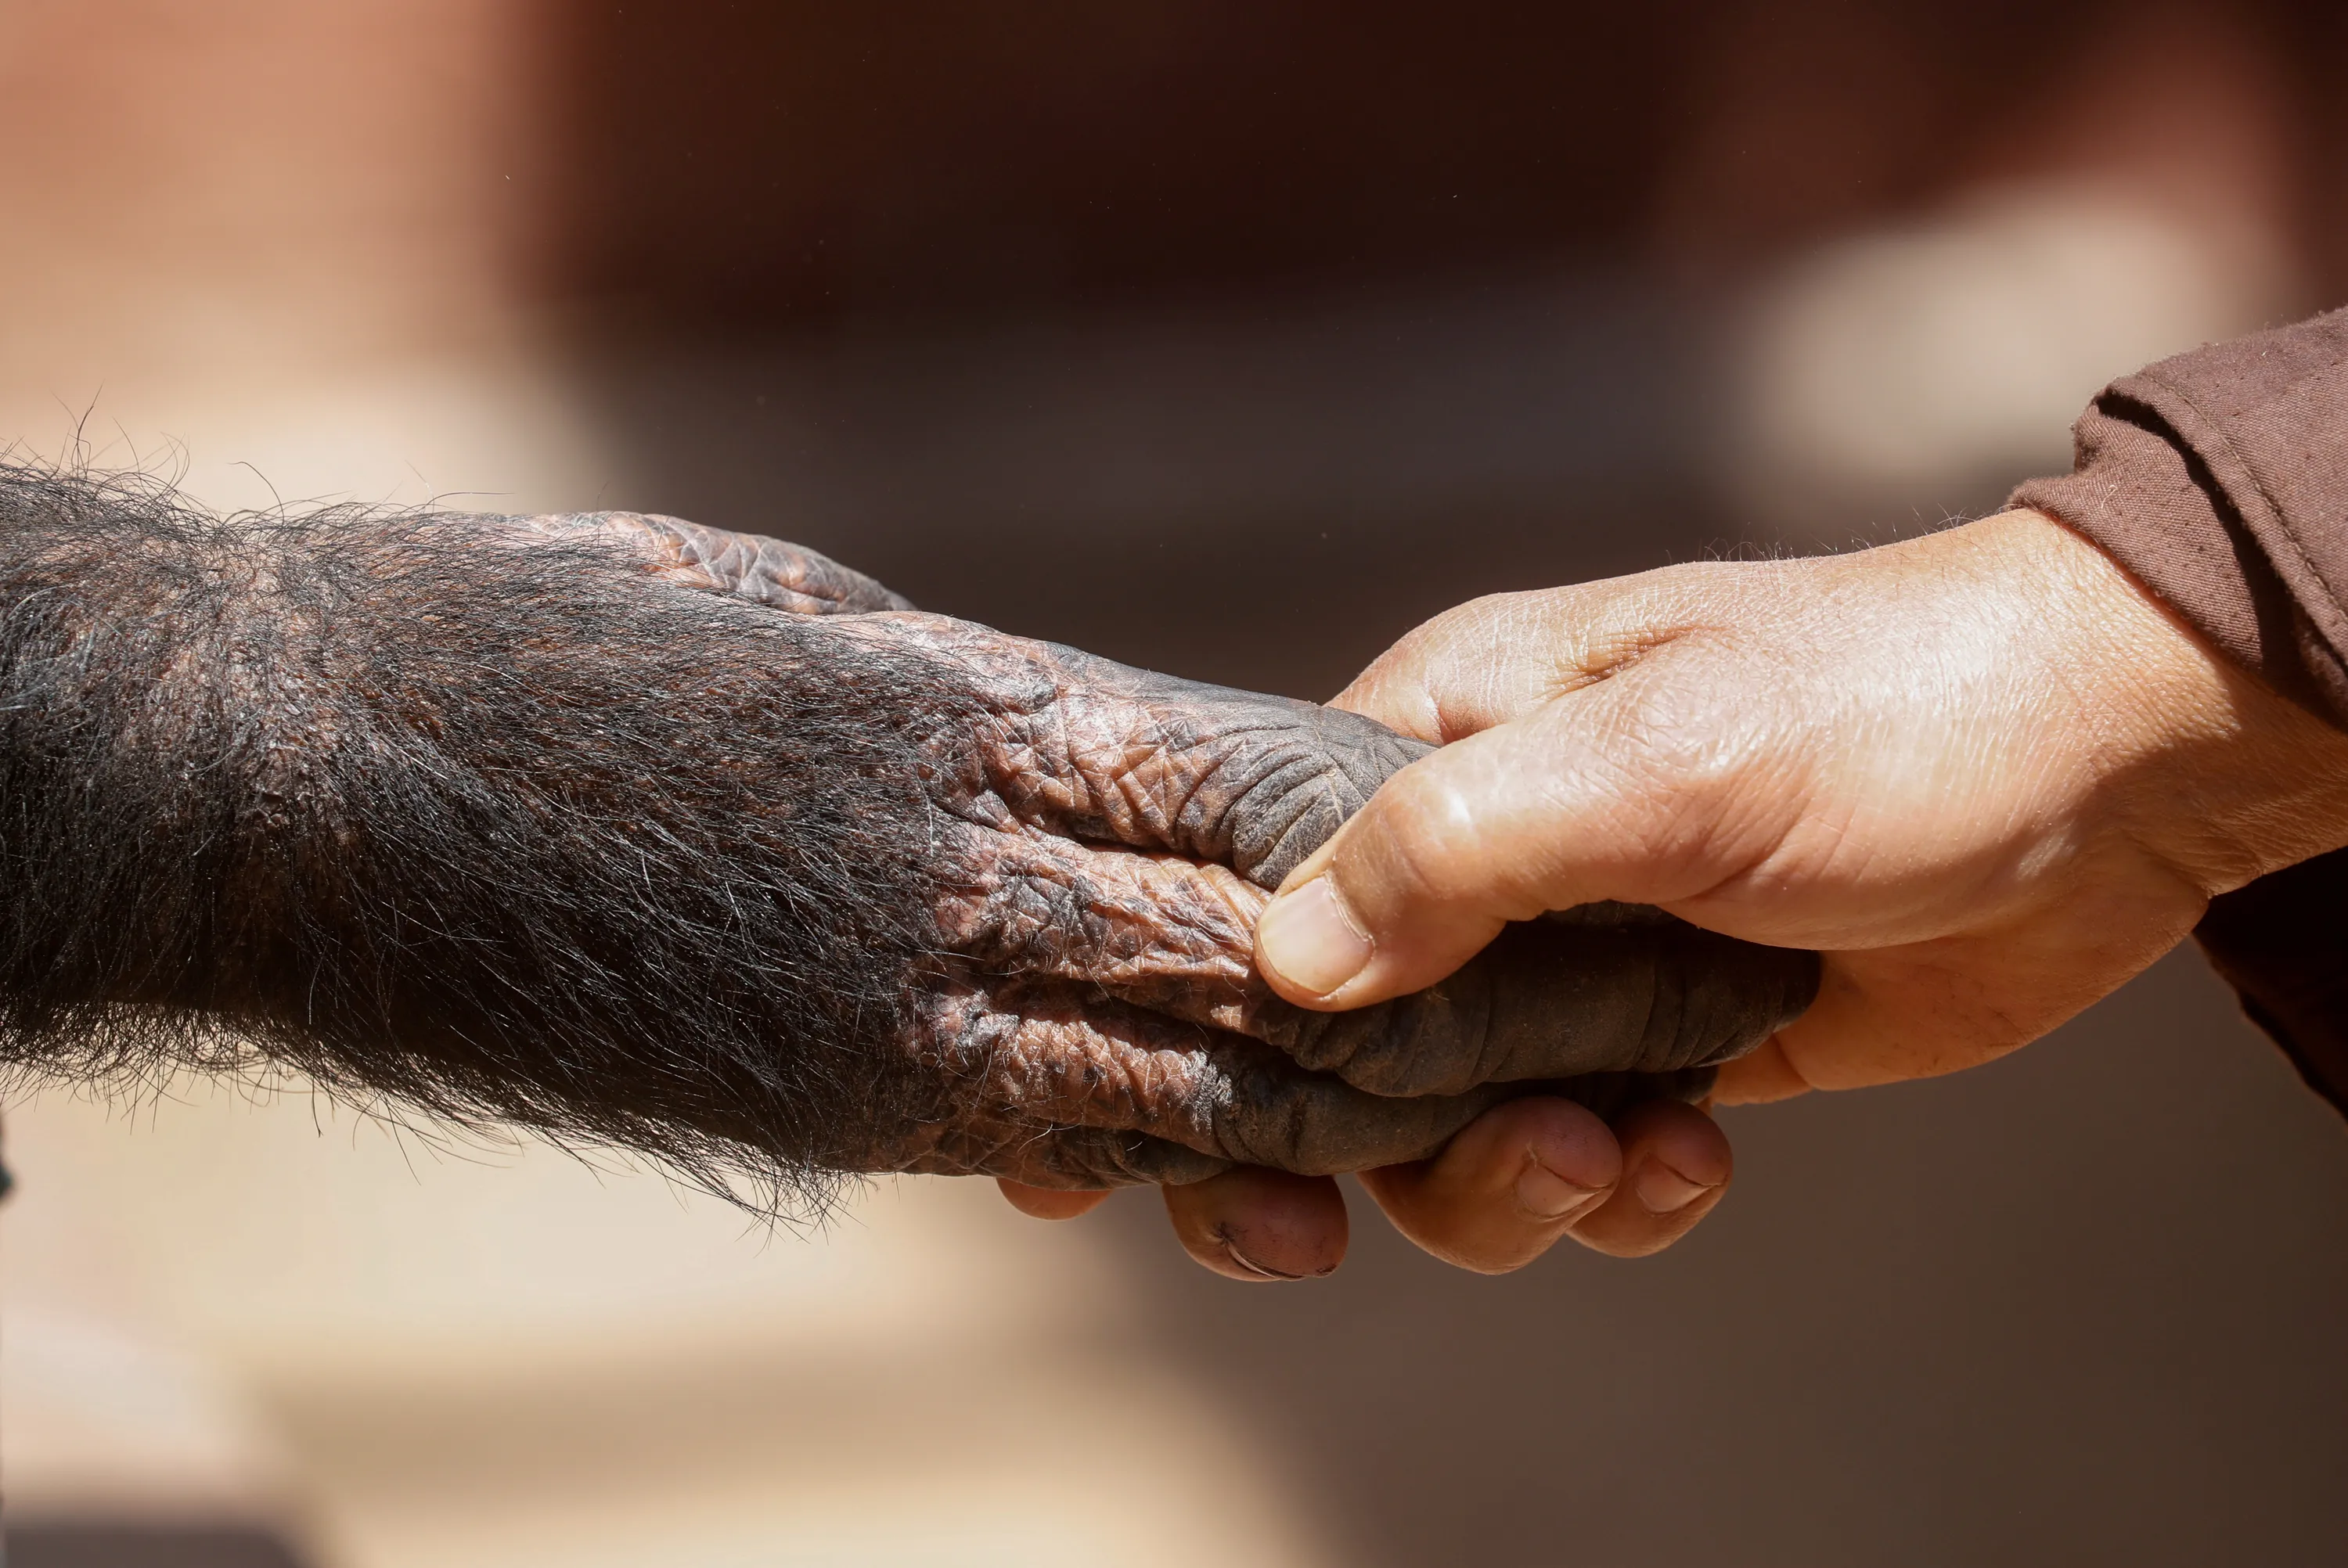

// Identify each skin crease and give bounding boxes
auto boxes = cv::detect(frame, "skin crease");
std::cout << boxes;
[1013,509,2348,1280]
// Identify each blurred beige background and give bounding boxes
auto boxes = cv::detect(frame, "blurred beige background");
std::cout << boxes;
[2,3,2346,1565]
[0,7,1335,1565]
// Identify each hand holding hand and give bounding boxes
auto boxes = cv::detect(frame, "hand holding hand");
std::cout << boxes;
[1257,510,2348,1109]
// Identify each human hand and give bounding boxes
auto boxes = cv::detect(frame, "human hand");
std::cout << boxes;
[1214,509,2348,1267]
[532,513,1814,1190]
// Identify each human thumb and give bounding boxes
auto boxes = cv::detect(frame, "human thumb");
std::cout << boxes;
[1252,688,1754,1010]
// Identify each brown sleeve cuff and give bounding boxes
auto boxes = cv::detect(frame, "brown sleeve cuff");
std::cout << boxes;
[2195,847,2348,1120]
[2009,307,2348,729]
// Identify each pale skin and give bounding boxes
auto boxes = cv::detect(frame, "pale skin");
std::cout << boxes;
[1004,509,2348,1278]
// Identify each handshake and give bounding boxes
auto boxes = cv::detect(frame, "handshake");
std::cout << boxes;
[5,467,2341,1279]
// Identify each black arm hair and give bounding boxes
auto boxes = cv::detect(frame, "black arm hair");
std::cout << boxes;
[0,464,969,1208]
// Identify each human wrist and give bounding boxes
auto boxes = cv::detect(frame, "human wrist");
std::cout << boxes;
[2004,508,2348,894]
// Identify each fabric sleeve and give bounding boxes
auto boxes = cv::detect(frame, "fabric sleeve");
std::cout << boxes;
[2010,307,2348,1117]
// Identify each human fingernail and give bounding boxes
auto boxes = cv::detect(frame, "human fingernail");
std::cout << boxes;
[1632,1156,1716,1216]
[1515,1161,1603,1221]
[1256,878,1373,996]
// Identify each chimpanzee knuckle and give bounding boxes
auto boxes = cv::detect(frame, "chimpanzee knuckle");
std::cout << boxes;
[528,512,917,614]
[1220,717,1434,889]
[1085,707,1320,870]
[1219,750,1357,887]
[1310,703,1438,793]
[747,535,916,614]
[913,648,1442,881]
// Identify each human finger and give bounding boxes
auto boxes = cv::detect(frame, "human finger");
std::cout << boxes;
[1709,1034,1813,1105]
[1558,1098,1733,1258]
[1254,668,1802,1010]
[1161,1167,1349,1281]
[1331,588,1637,741]
[1354,1095,1620,1274]
[1725,890,2194,1100]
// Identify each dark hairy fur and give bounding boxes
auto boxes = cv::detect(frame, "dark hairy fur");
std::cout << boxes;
[0,464,958,1207]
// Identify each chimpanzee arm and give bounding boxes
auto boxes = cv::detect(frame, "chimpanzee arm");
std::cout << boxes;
[0,466,1815,1208]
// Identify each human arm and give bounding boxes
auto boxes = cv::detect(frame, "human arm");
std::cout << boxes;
[1172,504,2348,1275]
[1258,503,2348,1077]
[1130,502,2343,1275]
[1151,307,2348,1279]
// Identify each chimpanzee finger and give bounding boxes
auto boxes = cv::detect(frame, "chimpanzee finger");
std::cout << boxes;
[1242,909,1821,1095]
[873,622,1433,887]
[942,829,1814,1106]
[895,977,1507,1185]
[932,827,1265,1014]
[1161,1167,1350,1281]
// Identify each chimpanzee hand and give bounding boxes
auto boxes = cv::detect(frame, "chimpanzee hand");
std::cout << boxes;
[526,513,1817,1192]
[0,472,1813,1234]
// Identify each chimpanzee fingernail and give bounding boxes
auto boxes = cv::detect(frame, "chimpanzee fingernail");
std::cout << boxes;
[1256,878,1373,997]
[1632,1156,1716,1216]
[1515,1161,1604,1221]
[1222,1239,1305,1282]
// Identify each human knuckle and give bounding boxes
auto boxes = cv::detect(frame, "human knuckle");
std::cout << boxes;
[1593,685,1761,833]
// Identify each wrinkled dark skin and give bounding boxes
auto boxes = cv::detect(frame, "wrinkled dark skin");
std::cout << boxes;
[0,471,1815,1208]
[541,512,1819,1189]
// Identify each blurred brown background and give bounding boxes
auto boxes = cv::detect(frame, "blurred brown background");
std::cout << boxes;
[2,3,2346,1564]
